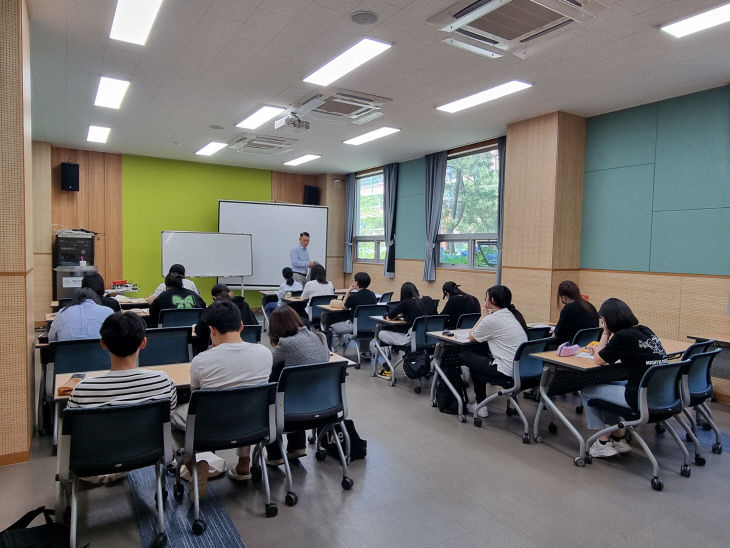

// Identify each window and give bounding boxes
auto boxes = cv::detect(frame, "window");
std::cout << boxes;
[438,144,500,269]
[354,171,385,262]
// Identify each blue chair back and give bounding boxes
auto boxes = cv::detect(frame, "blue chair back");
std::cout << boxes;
[411,315,448,352]
[686,349,721,397]
[159,307,202,328]
[61,400,171,477]
[186,383,276,453]
[641,362,685,414]
[378,291,394,304]
[571,327,603,346]
[682,339,716,360]
[276,361,347,430]
[139,327,191,366]
[241,324,263,343]
[52,339,111,374]
[513,337,552,380]
[456,313,481,329]
[353,304,389,337]
[527,326,551,340]
[308,294,336,323]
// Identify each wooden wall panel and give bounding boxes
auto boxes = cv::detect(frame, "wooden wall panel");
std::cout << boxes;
[678,275,730,337]
[32,141,52,253]
[50,147,123,285]
[550,269,583,322]
[271,171,321,204]
[500,267,553,323]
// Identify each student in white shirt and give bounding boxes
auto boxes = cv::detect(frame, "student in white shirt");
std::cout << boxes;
[48,288,114,342]
[300,264,334,317]
[264,267,303,317]
[460,285,528,417]
[147,263,199,303]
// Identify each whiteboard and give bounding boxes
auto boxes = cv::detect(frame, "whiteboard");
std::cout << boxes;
[161,231,253,277]
[218,201,328,287]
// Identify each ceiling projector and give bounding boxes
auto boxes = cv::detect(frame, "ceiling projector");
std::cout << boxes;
[274,114,310,131]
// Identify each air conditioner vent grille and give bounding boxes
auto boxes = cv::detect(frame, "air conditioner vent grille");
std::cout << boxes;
[228,134,297,155]
[467,0,563,40]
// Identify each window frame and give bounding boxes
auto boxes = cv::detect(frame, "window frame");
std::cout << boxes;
[436,140,500,271]
[353,169,385,264]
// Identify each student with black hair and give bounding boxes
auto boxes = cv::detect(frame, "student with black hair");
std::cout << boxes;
[440,281,480,330]
[459,285,528,418]
[147,263,199,303]
[48,287,114,342]
[581,298,668,458]
[81,272,121,312]
[329,271,378,352]
[172,300,272,490]
[264,267,303,317]
[210,283,258,325]
[149,272,206,327]
[300,263,334,317]
[552,280,599,344]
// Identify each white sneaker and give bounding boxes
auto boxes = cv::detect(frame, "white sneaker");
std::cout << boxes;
[589,439,618,458]
[466,402,488,418]
[611,437,631,454]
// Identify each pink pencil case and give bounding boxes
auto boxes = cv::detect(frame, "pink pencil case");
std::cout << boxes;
[557,343,581,356]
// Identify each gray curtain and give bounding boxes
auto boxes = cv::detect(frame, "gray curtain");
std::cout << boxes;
[496,136,506,284]
[343,173,356,274]
[423,151,448,281]
[382,163,398,278]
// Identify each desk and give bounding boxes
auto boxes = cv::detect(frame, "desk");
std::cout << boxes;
[531,337,692,466]
[317,304,348,331]
[51,297,149,310]
[45,308,149,324]
[688,332,730,345]
[426,329,473,422]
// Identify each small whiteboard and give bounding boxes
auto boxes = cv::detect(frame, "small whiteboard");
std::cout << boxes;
[161,231,253,277]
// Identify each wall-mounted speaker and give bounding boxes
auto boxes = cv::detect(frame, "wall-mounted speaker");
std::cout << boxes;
[303,185,320,205]
[61,162,79,191]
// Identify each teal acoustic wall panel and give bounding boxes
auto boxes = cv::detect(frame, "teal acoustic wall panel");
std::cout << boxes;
[584,103,657,173]
[581,164,654,271]
[650,209,730,275]
[395,157,426,260]
[653,86,730,211]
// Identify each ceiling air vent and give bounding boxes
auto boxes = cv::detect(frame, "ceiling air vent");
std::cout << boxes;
[228,134,297,156]
[428,0,606,59]
[295,89,391,125]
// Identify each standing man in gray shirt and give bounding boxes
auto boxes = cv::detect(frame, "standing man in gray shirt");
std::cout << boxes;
[290,231,315,286]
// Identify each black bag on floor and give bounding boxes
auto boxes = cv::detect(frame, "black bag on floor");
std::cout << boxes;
[435,366,468,415]
[319,419,367,460]
[0,506,69,548]
[403,349,430,379]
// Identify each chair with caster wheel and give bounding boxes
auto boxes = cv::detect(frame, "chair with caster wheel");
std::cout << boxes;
[58,400,172,548]
[273,361,353,505]
[584,360,692,491]
[348,304,389,367]
[679,349,723,457]
[174,383,279,534]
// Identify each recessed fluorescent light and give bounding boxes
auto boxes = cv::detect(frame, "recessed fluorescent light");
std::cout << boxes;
[283,154,321,166]
[343,127,400,146]
[195,142,227,156]
[303,38,391,86]
[94,76,130,109]
[87,125,111,143]
[236,106,286,129]
[661,3,730,38]
[436,80,532,114]
[110,0,164,45]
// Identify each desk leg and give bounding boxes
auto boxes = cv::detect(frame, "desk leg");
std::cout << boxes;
[536,364,586,467]
[52,400,61,454]
[431,342,466,423]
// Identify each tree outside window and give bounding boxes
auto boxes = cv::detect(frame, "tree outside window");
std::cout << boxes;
[355,172,385,262]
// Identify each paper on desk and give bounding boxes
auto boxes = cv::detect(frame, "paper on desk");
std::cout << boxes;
[455,333,470,342]
[576,352,594,359]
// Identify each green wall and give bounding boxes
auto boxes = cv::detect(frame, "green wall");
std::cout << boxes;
[581,86,730,275]
[395,157,426,260]
[122,155,271,304]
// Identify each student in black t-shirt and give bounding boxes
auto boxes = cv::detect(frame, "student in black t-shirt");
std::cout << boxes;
[552,280,598,344]
[329,272,378,352]
[440,281,480,329]
[82,272,121,312]
[149,273,206,327]
[581,298,668,458]
[193,284,258,344]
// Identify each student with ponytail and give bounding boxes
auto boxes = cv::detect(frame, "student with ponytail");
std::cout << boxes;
[552,280,598,344]
[459,285,528,418]
[265,267,303,316]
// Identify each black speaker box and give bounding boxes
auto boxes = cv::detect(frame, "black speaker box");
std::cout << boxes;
[303,185,320,205]
[61,162,79,191]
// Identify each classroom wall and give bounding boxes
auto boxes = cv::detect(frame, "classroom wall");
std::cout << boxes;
[394,158,426,261]
[122,155,270,301]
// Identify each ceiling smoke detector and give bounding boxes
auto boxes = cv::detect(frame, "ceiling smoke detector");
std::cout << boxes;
[351,11,378,25]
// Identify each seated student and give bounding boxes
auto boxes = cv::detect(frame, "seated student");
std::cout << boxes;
[459,285,528,418]
[440,281,480,330]
[81,272,121,312]
[264,267,303,317]
[171,301,272,490]
[329,272,378,352]
[300,263,334,317]
[211,283,257,325]
[67,312,177,484]
[552,280,599,345]
[147,263,199,303]
[48,288,114,342]
[582,298,668,458]
[266,306,329,465]
[149,272,206,327]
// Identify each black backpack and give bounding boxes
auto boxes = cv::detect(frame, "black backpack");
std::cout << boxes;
[435,365,468,415]
[318,419,367,460]
[0,507,68,548]
[403,349,430,379]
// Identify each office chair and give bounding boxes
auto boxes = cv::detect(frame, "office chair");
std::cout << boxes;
[456,313,481,329]
[347,304,389,368]
[378,291,394,304]
[241,324,263,343]
[139,327,192,366]
[158,307,203,328]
